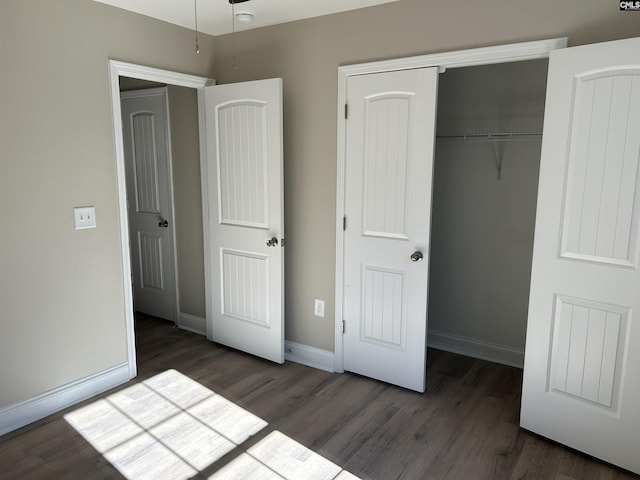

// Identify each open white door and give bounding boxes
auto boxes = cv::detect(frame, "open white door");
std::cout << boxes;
[121,87,177,322]
[204,79,284,364]
[342,68,438,392]
[522,38,640,474]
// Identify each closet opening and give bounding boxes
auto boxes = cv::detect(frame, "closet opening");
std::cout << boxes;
[427,58,549,368]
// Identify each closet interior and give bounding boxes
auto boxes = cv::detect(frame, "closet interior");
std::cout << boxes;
[427,59,549,367]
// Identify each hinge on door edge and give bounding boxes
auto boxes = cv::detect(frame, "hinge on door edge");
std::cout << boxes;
[342,320,345,334]
[344,104,348,119]
[343,216,346,231]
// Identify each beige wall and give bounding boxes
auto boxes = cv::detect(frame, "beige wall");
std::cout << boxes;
[0,0,215,408]
[168,86,206,319]
[1,0,638,411]
[212,0,639,352]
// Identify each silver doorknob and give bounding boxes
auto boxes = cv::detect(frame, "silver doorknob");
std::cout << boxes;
[410,251,423,262]
[158,219,169,228]
[266,237,279,247]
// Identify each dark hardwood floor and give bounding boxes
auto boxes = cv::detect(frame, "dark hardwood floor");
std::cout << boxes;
[0,314,637,479]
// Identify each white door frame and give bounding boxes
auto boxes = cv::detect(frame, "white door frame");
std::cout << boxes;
[334,38,567,373]
[108,60,214,379]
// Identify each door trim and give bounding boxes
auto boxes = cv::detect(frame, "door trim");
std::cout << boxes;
[334,38,567,373]
[108,60,214,379]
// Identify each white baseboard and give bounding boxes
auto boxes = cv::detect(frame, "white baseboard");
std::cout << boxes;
[285,341,335,373]
[427,330,524,368]
[0,363,131,436]
[177,312,206,335]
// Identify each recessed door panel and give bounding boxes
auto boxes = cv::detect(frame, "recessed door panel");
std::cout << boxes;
[216,101,269,229]
[221,249,269,327]
[362,94,411,240]
[138,232,164,291]
[131,112,161,214]
[561,70,640,268]
[549,296,626,411]
[361,266,405,348]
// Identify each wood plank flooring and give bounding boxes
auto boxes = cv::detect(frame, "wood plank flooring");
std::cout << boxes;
[0,314,637,480]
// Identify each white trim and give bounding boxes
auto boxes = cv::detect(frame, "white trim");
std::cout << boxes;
[0,363,130,436]
[108,60,214,379]
[285,341,335,373]
[334,38,568,374]
[339,38,567,77]
[428,330,524,369]
[177,312,207,335]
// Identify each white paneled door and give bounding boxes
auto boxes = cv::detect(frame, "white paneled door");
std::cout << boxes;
[121,88,177,322]
[343,68,439,392]
[522,37,640,475]
[204,79,284,364]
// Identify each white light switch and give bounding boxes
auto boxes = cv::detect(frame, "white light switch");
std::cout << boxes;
[74,206,96,229]
[314,299,325,318]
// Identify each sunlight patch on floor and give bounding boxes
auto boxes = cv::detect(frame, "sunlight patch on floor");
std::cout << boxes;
[64,369,360,480]
[210,431,361,480]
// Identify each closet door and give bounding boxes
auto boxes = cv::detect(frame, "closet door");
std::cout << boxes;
[522,37,640,475]
[342,68,438,392]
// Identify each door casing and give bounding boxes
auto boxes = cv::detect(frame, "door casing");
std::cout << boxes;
[334,38,567,373]
[108,60,214,379]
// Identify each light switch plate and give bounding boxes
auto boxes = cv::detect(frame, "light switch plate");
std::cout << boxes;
[314,299,325,317]
[74,206,96,229]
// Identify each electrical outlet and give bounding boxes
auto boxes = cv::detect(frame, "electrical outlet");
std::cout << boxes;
[314,299,325,317]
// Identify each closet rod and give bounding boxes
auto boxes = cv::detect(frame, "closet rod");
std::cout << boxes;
[436,132,542,142]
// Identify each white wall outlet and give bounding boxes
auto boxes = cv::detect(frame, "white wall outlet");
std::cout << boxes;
[314,299,325,317]
[74,206,96,229]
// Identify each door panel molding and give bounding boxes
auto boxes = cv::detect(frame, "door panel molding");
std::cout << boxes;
[335,38,567,374]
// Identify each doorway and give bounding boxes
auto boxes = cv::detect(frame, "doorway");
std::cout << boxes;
[119,79,207,333]
[108,61,213,378]
[427,58,548,368]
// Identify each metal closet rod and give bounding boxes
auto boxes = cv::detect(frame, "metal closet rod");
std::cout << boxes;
[436,132,542,142]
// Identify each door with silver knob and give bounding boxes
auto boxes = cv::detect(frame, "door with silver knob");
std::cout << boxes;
[342,67,437,392]
[204,78,284,364]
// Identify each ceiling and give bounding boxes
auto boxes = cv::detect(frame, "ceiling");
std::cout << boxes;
[94,0,400,36]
